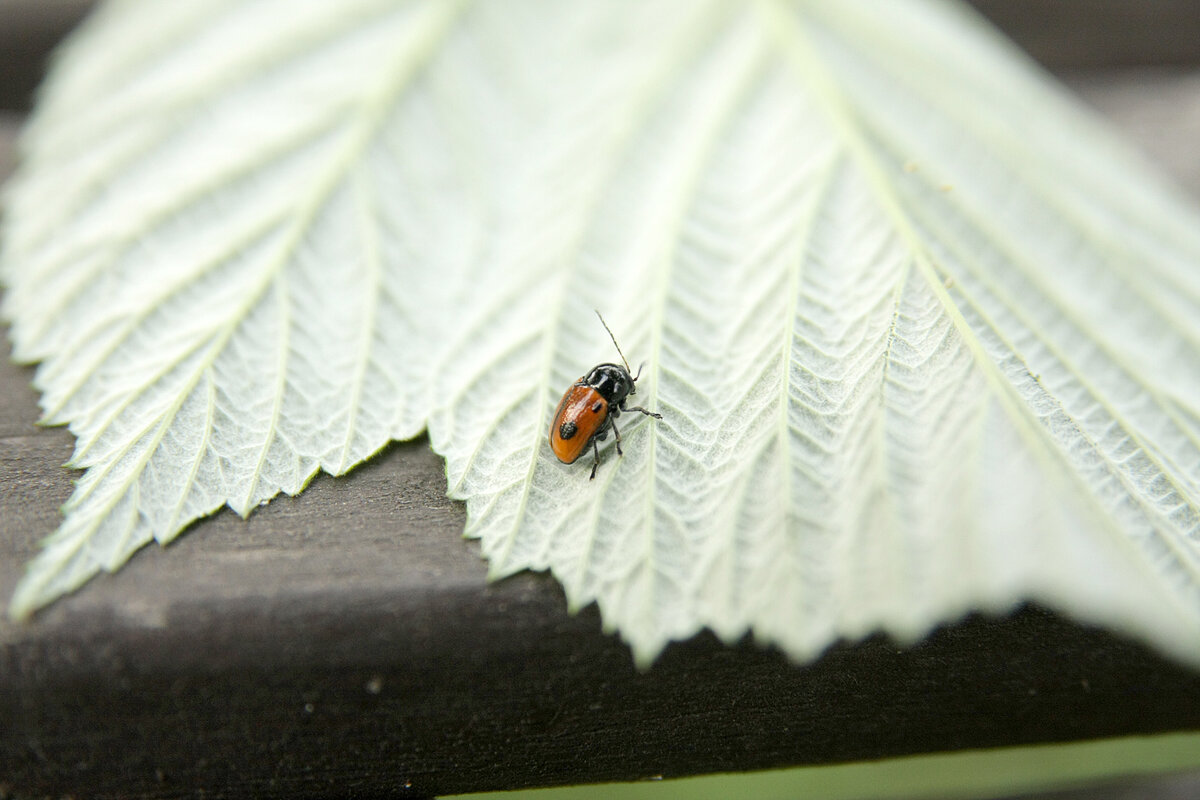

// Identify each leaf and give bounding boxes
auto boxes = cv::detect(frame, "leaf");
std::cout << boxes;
[4,0,1200,667]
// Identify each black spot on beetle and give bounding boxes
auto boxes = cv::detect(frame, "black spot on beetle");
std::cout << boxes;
[559,421,578,440]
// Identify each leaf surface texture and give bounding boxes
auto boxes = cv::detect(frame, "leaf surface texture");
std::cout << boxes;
[4,0,1200,665]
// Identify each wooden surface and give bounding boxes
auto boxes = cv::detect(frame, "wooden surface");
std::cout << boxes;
[0,1,92,112]
[3,8,1200,800]
[972,0,1200,69]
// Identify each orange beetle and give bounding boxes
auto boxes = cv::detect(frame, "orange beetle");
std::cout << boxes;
[549,312,662,480]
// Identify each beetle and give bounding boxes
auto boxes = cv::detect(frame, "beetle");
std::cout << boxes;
[549,311,662,480]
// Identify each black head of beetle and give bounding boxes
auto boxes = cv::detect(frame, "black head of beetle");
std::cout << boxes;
[583,362,635,406]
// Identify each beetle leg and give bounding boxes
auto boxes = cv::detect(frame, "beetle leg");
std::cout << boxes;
[611,415,624,457]
[625,404,663,420]
[589,437,601,480]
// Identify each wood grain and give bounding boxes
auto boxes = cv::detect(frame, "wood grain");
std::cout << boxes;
[2,29,1200,800]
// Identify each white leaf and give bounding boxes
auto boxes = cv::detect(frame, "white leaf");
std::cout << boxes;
[4,0,1200,668]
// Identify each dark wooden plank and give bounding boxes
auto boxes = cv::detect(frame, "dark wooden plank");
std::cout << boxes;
[972,0,1200,69]
[0,1,93,111]
[3,51,1200,800]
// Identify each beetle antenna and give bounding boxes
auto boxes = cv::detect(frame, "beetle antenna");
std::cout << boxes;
[595,310,632,374]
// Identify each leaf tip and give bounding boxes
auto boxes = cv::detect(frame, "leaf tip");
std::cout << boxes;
[6,571,50,623]
[628,641,666,673]
[5,596,34,623]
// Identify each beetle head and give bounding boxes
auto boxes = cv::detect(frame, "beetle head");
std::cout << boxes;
[585,363,634,405]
